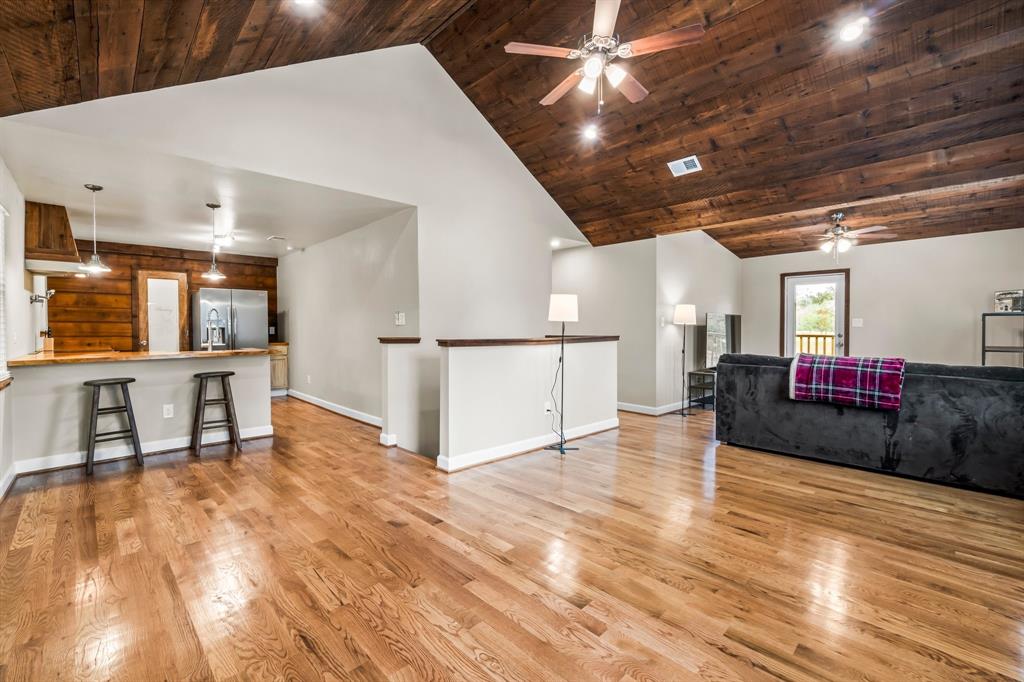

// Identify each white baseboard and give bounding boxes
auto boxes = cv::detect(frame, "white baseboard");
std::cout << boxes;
[437,417,619,473]
[618,400,705,416]
[379,433,398,446]
[14,425,274,476]
[0,462,15,501]
[287,389,382,427]
[270,388,288,397]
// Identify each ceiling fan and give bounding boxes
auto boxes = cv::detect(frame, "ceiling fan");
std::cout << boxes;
[504,0,705,109]
[818,212,888,262]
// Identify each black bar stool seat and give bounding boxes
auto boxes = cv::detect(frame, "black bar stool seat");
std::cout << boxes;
[83,377,143,475]
[191,371,242,457]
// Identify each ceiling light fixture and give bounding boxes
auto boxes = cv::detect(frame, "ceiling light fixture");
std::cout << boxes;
[577,75,598,94]
[202,202,226,281]
[79,184,111,274]
[604,63,627,87]
[582,54,605,79]
[583,124,598,140]
[839,16,869,42]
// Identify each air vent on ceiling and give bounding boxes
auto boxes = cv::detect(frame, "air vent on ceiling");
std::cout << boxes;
[667,155,702,177]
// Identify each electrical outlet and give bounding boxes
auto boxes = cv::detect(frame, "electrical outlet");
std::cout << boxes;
[394,311,406,326]
[162,404,174,419]
[852,318,864,328]
[544,401,552,414]
[306,374,312,385]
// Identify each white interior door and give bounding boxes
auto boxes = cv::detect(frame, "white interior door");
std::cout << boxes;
[783,272,846,356]
[147,278,180,352]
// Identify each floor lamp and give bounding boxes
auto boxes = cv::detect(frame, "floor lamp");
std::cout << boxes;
[545,294,579,455]
[673,304,696,417]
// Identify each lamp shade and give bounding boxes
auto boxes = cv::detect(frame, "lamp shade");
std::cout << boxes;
[672,304,696,325]
[548,294,579,323]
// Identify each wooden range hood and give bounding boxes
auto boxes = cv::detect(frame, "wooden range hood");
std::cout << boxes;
[24,201,82,275]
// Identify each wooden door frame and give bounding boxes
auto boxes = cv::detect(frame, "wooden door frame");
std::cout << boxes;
[779,268,851,356]
[134,270,189,351]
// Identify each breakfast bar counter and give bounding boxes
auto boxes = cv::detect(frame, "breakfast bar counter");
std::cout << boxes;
[7,349,273,476]
[9,348,268,367]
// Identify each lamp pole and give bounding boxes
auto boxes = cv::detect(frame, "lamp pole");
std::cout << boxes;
[680,325,688,417]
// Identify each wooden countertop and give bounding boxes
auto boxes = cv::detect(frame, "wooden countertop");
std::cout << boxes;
[436,335,619,347]
[9,348,269,367]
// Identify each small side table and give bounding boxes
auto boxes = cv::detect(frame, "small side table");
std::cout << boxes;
[688,369,716,410]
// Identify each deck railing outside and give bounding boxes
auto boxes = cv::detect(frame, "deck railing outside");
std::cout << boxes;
[795,332,836,355]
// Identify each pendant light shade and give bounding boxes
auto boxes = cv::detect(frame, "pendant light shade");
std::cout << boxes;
[202,202,226,281]
[79,184,111,274]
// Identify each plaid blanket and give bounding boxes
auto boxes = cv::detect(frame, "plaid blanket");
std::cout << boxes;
[789,353,906,411]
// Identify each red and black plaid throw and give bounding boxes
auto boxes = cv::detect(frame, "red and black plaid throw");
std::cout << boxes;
[789,353,906,411]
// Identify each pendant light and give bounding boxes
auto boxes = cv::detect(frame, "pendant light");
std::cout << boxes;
[202,202,226,281]
[79,184,111,274]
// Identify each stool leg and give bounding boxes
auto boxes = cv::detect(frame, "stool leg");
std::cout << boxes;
[121,383,144,467]
[192,377,208,457]
[222,376,243,450]
[85,385,101,476]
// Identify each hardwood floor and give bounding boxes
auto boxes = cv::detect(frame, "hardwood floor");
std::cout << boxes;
[1,399,1022,681]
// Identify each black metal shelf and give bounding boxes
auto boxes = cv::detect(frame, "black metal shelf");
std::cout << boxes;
[982,312,1024,366]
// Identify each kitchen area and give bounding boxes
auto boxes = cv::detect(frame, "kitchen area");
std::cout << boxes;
[0,117,414,485]
[6,200,283,475]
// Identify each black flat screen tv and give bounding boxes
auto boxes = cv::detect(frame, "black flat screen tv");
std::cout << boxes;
[705,313,741,369]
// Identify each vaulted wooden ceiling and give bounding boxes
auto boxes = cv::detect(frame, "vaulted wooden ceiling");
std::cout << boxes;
[427,0,1024,256]
[0,0,470,115]
[0,0,1021,257]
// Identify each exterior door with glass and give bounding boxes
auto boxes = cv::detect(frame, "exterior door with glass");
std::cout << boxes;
[782,271,848,356]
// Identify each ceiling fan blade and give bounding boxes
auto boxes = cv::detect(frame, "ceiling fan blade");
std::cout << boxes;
[540,69,584,105]
[593,0,621,37]
[505,42,575,58]
[612,70,649,103]
[846,225,888,236]
[624,24,706,57]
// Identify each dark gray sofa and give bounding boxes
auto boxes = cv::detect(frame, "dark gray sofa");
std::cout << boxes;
[715,353,1024,498]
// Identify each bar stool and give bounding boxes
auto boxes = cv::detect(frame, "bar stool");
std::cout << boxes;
[190,371,242,457]
[83,377,144,476]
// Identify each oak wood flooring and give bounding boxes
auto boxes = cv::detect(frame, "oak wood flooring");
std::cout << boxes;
[1,398,1022,681]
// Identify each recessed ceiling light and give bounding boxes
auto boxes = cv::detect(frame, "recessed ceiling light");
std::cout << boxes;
[839,16,869,42]
[286,245,294,251]
[583,124,598,140]
[294,0,316,5]
[550,238,561,248]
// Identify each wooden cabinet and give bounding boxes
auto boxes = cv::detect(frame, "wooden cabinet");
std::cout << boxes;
[25,201,80,262]
[269,342,289,390]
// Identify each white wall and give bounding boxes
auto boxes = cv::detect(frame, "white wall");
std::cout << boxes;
[551,232,742,412]
[14,44,581,456]
[655,231,743,408]
[438,340,618,471]
[1,153,30,494]
[741,229,1024,365]
[278,209,419,422]
[551,240,656,406]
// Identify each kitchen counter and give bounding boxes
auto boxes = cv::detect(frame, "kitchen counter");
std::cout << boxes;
[8,350,273,476]
[8,348,269,367]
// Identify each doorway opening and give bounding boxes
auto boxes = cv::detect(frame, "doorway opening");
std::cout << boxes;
[780,269,850,356]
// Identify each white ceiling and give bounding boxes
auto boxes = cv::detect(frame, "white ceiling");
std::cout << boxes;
[0,120,411,257]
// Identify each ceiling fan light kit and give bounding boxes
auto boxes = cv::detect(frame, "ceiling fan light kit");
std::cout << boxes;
[504,0,705,111]
[818,211,888,262]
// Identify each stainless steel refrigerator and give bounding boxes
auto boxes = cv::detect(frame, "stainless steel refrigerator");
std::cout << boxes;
[192,288,269,350]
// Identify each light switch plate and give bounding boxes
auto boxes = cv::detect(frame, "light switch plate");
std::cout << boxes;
[852,318,864,328]
[394,312,406,326]
[163,404,174,419]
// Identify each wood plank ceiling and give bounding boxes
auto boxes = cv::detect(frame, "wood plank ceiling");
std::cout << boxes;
[427,0,1024,256]
[0,1,1021,257]
[0,0,470,115]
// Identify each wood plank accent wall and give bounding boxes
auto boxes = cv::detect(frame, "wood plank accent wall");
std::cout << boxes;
[47,240,278,352]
